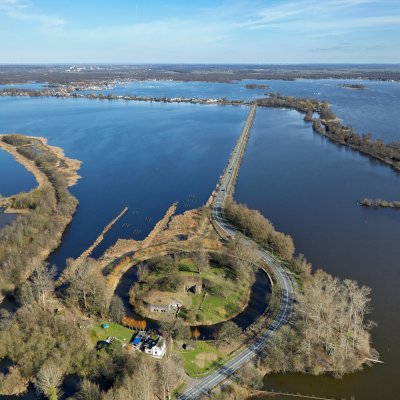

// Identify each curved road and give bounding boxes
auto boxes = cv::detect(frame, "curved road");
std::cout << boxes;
[178,105,297,400]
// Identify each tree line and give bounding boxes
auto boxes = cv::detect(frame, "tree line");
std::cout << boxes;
[256,93,400,172]
[224,198,295,261]
[361,198,400,209]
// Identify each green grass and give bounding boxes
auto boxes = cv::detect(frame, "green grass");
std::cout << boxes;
[198,287,244,323]
[138,256,251,325]
[178,258,198,273]
[91,322,135,345]
[191,293,204,309]
[172,382,187,399]
[180,341,225,377]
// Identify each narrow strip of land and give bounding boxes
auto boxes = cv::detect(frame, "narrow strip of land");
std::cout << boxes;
[179,106,296,399]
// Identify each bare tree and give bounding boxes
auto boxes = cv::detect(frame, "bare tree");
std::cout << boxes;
[137,262,148,282]
[228,233,259,279]
[19,263,56,310]
[34,363,63,400]
[75,379,102,400]
[66,259,112,317]
[216,321,243,346]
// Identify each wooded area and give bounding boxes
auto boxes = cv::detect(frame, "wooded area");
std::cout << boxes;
[0,135,78,299]
[261,270,377,377]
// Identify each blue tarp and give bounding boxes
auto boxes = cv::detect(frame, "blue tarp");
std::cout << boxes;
[133,337,141,345]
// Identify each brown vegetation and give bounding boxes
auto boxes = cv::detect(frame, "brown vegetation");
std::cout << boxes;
[245,83,270,89]
[0,134,80,300]
[1,64,399,85]
[338,83,367,90]
[256,93,324,114]
[360,198,400,209]
[317,118,400,171]
[260,270,377,377]
[100,206,221,293]
[258,93,400,172]
[225,198,295,261]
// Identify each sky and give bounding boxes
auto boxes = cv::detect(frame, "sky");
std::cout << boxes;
[0,0,399,64]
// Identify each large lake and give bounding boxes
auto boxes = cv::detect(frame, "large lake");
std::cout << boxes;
[0,97,246,270]
[236,108,400,400]
[84,79,400,142]
[0,80,399,399]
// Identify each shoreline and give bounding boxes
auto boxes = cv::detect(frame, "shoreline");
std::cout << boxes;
[0,134,81,302]
[0,134,81,191]
[2,89,398,177]
[0,135,48,190]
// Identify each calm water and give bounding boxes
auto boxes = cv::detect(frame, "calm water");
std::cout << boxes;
[0,82,46,90]
[79,79,269,101]
[87,79,400,142]
[0,147,36,230]
[0,148,36,197]
[0,213,16,230]
[0,81,399,399]
[235,108,400,400]
[0,96,247,270]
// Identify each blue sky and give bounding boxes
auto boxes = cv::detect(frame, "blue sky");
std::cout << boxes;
[0,0,399,63]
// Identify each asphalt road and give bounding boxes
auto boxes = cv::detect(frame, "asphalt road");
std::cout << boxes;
[178,105,296,400]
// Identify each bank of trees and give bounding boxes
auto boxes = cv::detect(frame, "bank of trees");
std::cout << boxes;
[64,259,113,318]
[361,198,400,209]
[318,119,400,171]
[261,270,376,377]
[257,94,400,172]
[0,135,78,298]
[256,94,323,114]
[225,199,295,261]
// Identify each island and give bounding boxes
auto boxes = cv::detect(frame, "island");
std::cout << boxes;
[360,198,400,209]
[245,83,270,89]
[338,83,368,90]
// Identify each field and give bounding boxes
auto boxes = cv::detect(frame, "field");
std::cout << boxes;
[180,341,226,377]
[91,322,135,344]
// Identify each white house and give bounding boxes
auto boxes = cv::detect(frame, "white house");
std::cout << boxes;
[144,337,166,359]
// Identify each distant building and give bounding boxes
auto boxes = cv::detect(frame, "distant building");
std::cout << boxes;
[147,299,182,313]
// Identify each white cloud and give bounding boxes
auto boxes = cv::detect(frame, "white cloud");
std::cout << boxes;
[0,0,66,27]
[235,0,398,32]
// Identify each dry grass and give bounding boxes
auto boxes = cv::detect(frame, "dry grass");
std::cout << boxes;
[194,352,218,368]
